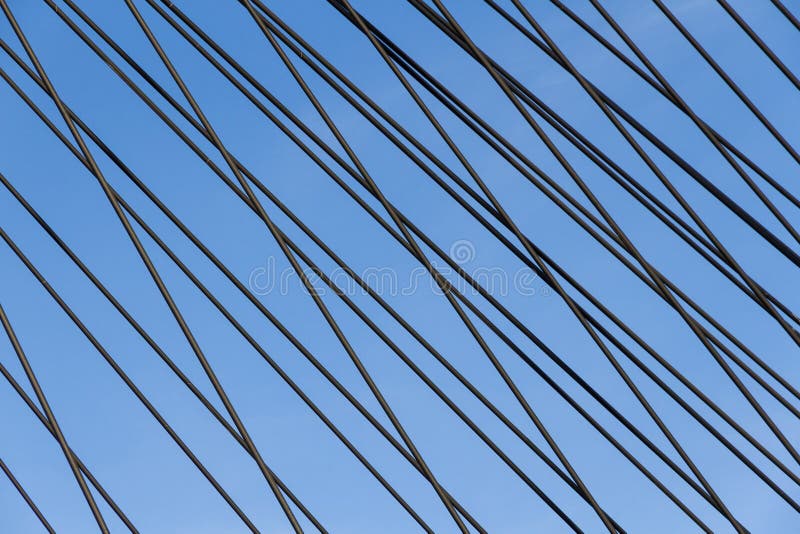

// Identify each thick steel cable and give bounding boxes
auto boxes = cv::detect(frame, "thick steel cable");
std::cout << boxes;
[770,0,800,32]
[6,0,795,528]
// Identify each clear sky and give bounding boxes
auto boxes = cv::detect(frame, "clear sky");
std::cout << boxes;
[1,0,799,532]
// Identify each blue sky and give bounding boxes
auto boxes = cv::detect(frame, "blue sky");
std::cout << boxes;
[1,0,799,532]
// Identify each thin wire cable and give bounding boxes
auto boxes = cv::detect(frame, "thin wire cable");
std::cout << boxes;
[715,0,800,91]
[414,1,748,528]
[30,3,798,503]
[541,0,800,176]
[0,358,138,533]
[0,226,262,532]
[0,303,109,533]
[0,456,56,533]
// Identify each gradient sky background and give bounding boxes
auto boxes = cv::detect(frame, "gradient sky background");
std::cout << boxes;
[1,0,799,532]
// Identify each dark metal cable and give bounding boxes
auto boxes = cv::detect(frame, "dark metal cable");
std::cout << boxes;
[0,302,109,533]
[770,0,800,32]
[540,0,800,181]
[234,1,471,529]
[0,359,138,533]
[0,170,327,533]
[242,0,800,418]
[715,0,800,91]
[2,0,799,528]
[0,226,262,532]
[410,1,746,529]
[34,2,798,502]
[398,0,800,271]
[328,1,615,530]
[0,19,477,530]
[27,5,799,506]
[12,0,800,528]
[0,456,56,533]
[59,21,786,519]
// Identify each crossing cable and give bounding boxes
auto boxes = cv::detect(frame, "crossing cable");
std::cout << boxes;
[0,453,56,533]
[715,0,800,91]
[9,28,785,523]
[0,30,714,529]
[1,0,800,528]
[317,0,800,407]
[392,1,748,528]
[2,4,307,531]
[517,0,800,206]
[0,225,264,533]
[0,26,481,532]
[237,0,609,530]
[495,0,800,478]
[18,0,800,520]
[0,172,328,533]
[393,0,800,270]
[0,302,109,533]
[26,4,800,499]
[241,0,800,416]
[127,2,473,530]
[0,360,137,533]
